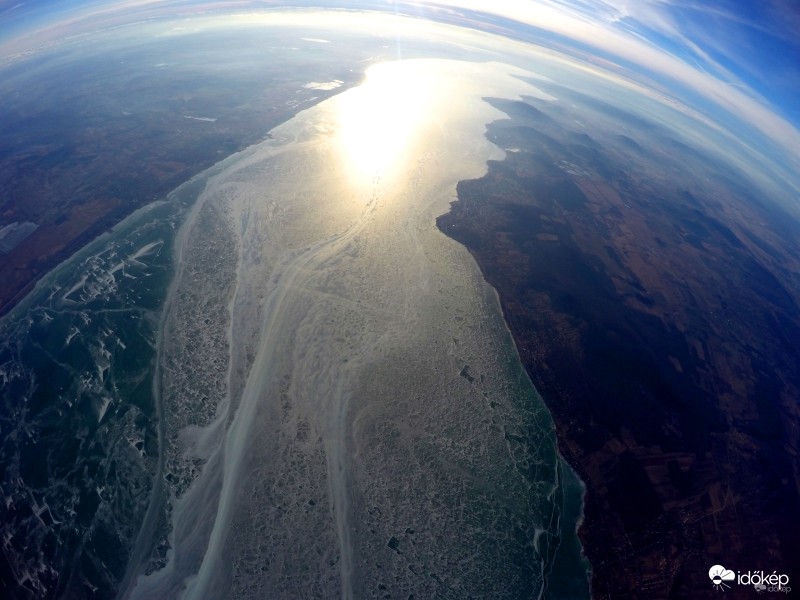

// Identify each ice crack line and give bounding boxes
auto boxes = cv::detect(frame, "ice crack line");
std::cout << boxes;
[183,186,380,600]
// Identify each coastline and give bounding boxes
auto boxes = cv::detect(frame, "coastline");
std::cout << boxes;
[436,98,800,597]
[482,276,594,598]
[464,245,597,598]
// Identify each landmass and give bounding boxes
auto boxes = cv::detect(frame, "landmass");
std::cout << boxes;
[438,93,800,598]
[0,45,359,316]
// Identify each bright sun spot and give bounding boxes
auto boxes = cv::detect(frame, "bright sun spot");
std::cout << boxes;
[337,62,436,183]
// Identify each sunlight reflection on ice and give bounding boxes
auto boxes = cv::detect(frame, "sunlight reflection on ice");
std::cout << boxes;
[336,61,441,184]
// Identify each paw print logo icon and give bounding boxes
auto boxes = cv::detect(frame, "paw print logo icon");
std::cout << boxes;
[709,565,735,590]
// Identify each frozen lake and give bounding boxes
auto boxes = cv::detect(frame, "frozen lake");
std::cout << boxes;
[127,59,589,599]
[0,53,588,600]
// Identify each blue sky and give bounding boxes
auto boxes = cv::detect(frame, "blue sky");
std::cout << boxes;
[597,0,800,124]
[1,0,799,167]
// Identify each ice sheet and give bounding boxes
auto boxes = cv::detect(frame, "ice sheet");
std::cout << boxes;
[128,59,581,600]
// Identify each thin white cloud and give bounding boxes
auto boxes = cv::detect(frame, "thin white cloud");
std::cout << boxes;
[2,0,798,171]
[422,0,800,170]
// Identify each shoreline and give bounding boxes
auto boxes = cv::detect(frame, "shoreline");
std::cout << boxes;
[436,96,800,597]
[481,273,594,596]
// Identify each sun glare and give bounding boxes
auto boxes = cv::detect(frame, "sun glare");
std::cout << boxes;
[337,62,435,183]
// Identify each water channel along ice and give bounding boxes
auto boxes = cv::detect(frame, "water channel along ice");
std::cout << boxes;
[126,59,584,599]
